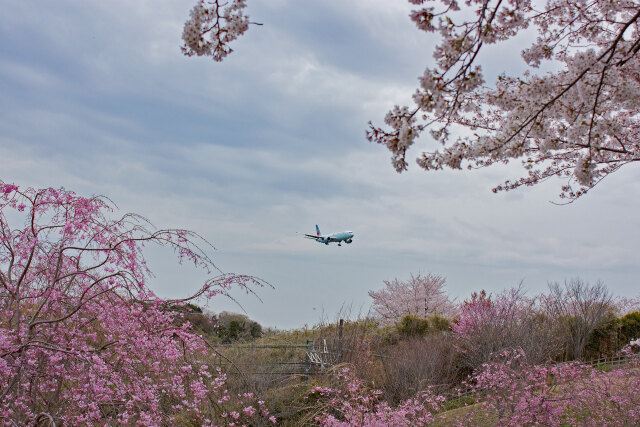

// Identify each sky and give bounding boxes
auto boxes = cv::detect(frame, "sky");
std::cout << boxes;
[1,0,639,329]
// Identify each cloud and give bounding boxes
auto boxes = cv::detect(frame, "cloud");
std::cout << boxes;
[1,0,639,328]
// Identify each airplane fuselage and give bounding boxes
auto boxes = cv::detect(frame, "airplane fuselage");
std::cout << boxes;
[316,231,354,245]
[304,226,354,246]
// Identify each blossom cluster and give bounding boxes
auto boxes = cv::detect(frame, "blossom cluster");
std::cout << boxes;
[181,0,250,62]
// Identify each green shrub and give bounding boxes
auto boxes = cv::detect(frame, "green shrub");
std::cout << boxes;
[429,314,451,332]
[620,311,640,344]
[214,311,263,343]
[584,314,620,359]
[396,314,430,336]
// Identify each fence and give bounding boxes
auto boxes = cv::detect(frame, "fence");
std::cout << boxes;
[211,339,340,378]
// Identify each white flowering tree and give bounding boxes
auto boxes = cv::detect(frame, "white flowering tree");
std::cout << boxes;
[368,273,455,324]
[373,0,640,201]
[183,0,640,201]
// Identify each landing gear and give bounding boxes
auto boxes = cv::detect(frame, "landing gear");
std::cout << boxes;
[338,243,342,246]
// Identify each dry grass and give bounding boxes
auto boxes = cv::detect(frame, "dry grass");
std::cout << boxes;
[433,402,497,427]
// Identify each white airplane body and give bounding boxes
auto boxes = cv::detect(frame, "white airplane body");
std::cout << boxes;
[304,225,354,246]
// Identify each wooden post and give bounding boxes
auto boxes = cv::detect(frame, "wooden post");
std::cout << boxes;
[338,318,344,361]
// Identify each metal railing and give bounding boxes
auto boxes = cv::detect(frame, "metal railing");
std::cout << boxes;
[212,340,340,377]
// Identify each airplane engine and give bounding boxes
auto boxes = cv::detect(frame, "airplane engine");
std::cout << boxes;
[345,238,353,244]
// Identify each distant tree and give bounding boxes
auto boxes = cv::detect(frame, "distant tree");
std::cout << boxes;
[395,313,450,337]
[619,311,640,344]
[214,311,263,343]
[368,273,455,325]
[0,182,271,425]
[613,295,640,315]
[543,278,614,360]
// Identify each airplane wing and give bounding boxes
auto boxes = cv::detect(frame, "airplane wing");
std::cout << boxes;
[304,234,320,239]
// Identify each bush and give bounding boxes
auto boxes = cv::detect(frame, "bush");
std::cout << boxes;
[214,311,263,343]
[379,334,460,404]
[429,314,451,332]
[396,314,430,336]
[583,314,620,359]
[620,311,640,344]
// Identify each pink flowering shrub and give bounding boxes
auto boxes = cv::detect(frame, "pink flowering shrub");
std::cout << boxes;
[309,366,445,426]
[0,183,271,425]
[452,287,562,370]
[464,347,640,426]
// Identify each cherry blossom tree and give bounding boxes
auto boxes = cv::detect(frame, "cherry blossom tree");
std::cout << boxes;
[368,273,455,324]
[181,1,640,201]
[0,182,273,425]
[367,0,640,201]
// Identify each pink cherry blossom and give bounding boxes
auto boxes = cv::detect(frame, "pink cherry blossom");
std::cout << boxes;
[0,182,271,425]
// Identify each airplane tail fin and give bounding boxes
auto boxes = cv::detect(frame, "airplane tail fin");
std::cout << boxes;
[316,224,320,236]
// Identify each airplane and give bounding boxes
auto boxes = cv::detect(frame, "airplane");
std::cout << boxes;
[304,225,354,246]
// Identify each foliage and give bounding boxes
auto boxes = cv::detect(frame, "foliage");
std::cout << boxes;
[0,182,272,425]
[214,311,263,343]
[396,314,430,336]
[395,314,451,337]
[369,273,455,325]
[583,314,620,359]
[428,314,451,333]
[619,311,640,344]
[463,349,590,425]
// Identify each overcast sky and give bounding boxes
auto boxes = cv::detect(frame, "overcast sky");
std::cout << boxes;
[2,0,639,329]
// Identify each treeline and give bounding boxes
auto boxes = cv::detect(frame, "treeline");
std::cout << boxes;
[171,304,263,343]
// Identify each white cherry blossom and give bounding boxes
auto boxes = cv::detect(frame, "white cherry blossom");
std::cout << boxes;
[181,0,252,62]
[366,0,640,201]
